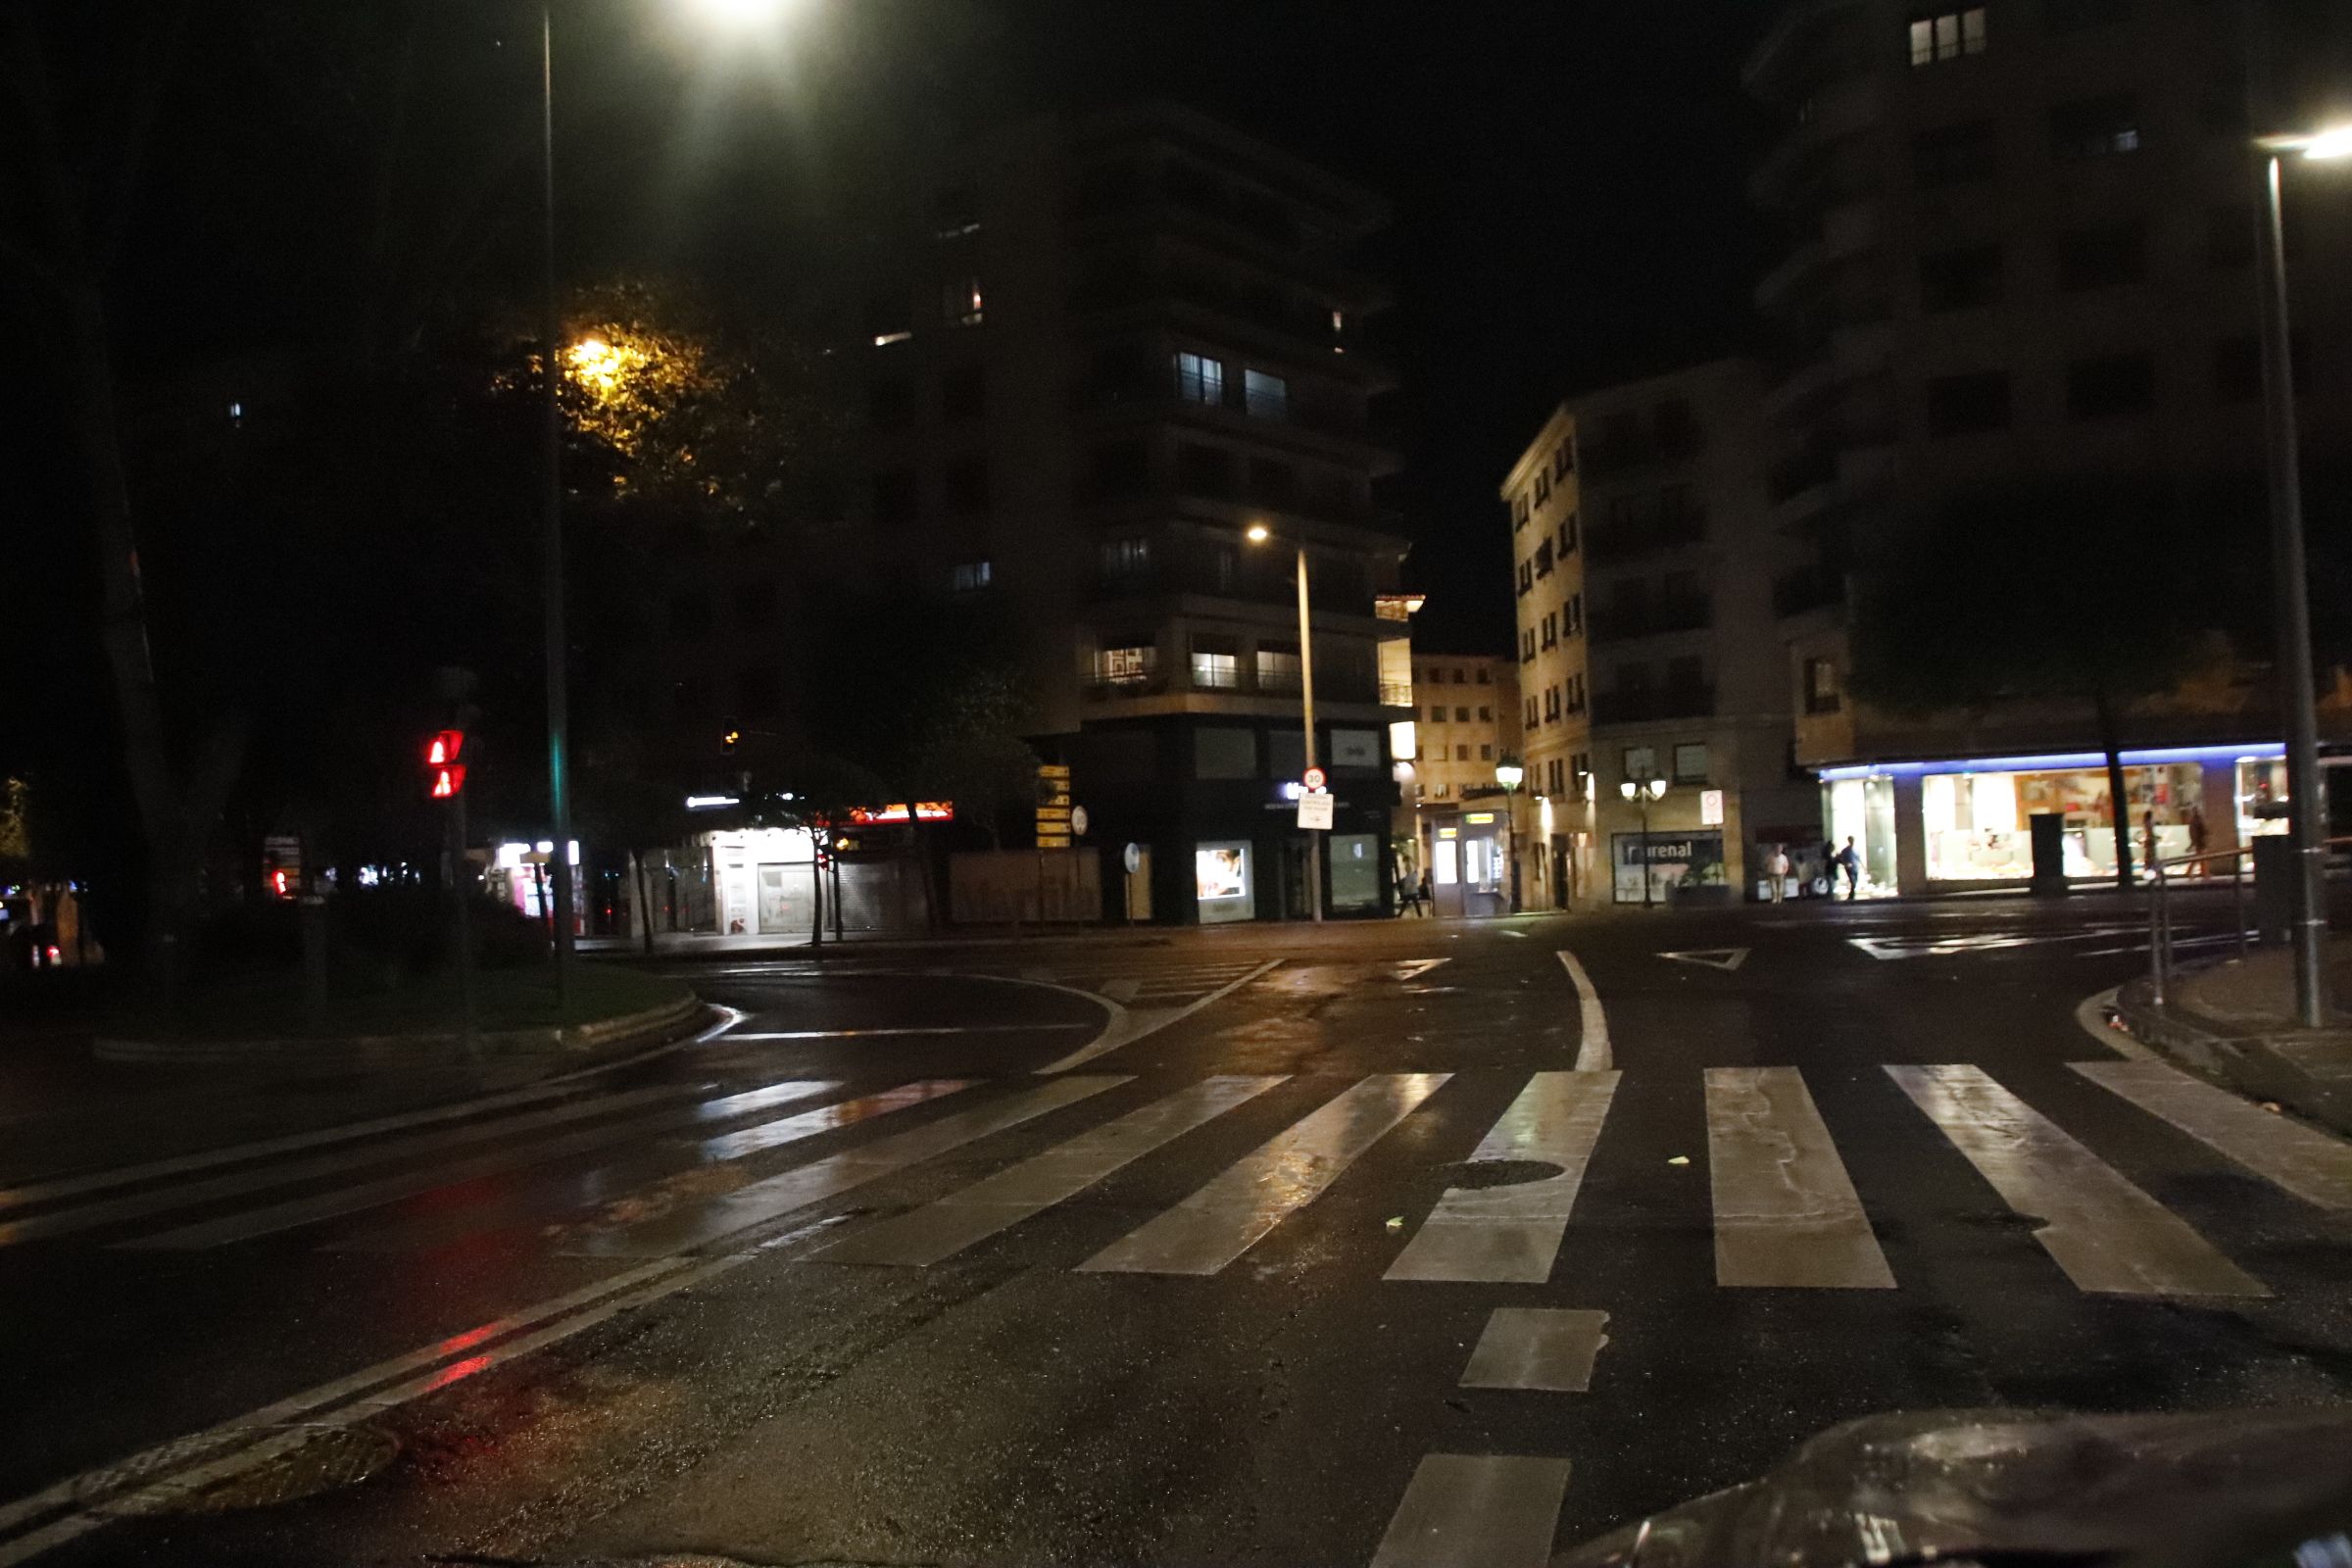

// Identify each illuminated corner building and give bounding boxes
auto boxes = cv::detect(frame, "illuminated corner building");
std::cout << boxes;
[851,102,1410,923]
[1503,363,1814,909]
[1402,653,1522,918]
[1749,0,2352,894]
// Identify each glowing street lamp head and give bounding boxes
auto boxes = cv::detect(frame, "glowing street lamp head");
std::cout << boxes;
[1619,779,1638,801]
[685,0,794,28]
[1494,759,1524,791]
[1646,777,1669,800]
[2258,123,2352,161]
[1246,523,1272,544]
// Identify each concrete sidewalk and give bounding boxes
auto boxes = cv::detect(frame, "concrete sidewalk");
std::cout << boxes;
[2117,940,2352,1136]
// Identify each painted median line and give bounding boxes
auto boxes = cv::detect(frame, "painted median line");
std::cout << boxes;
[1554,950,1610,1071]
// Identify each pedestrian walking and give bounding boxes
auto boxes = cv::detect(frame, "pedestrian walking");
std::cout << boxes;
[2141,809,2159,883]
[1416,868,1434,916]
[2187,805,2209,877]
[1766,844,1789,904]
[1836,837,1861,900]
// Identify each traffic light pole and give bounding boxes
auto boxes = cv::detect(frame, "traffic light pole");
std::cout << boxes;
[539,1,576,1009]
[449,788,479,1059]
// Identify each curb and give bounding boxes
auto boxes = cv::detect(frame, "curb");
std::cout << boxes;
[93,994,707,1068]
[2113,973,2352,1139]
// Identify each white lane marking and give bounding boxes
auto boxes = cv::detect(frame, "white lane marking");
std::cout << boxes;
[1078,1074,1450,1277]
[2073,1059,2352,1209]
[814,1076,1287,1267]
[567,1076,1128,1258]
[328,1080,945,1254]
[1459,1308,1610,1393]
[726,1023,1094,1039]
[2073,985,2159,1062]
[1705,1066,1894,1289]
[1385,1071,1619,1284]
[1036,959,1284,1073]
[1554,951,1610,1071]
[1659,947,1747,971]
[1369,1453,1571,1568]
[119,1079,851,1251]
[0,1080,719,1249]
[1100,977,1143,1003]
[2074,932,2242,958]
[0,1255,690,1554]
[1886,1064,2268,1298]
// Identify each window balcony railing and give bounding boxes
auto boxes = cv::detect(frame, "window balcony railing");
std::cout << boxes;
[1591,684,1716,724]
[1589,596,1712,642]
[1080,652,1166,699]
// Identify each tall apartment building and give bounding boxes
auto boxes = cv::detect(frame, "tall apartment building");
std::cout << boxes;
[1749,0,2352,893]
[1404,653,1522,915]
[1503,364,1813,906]
[851,102,1411,923]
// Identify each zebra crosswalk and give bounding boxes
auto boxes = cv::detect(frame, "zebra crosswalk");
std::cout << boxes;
[1,1056,2344,1306]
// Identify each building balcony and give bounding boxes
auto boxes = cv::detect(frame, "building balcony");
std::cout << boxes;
[1584,508,1707,564]
[1589,596,1713,643]
[1773,565,1843,619]
[1592,685,1716,725]
[1066,271,1396,389]
[1755,201,1880,315]
[1069,380,1402,475]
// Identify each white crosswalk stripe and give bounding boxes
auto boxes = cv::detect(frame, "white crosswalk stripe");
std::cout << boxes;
[2,1057,2333,1305]
[1369,1453,1570,1568]
[1888,1063,2268,1298]
[1080,1073,1450,1276]
[1386,1070,1617,1284]
[1706,1066,1894,1289]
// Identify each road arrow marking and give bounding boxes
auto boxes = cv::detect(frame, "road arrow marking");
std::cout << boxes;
[1659,947,1748,971]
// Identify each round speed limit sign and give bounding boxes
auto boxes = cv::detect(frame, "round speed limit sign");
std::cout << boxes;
[1302,766,1327,792]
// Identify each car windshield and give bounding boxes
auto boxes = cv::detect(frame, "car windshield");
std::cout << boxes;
[4,3,2351,1566]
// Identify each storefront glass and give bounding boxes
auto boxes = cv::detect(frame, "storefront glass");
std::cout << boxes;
[1330,833,1380,910]
[1612,831,1725,904]
[1195,840,1255,923]
[1922,763,2203,881]
[2238,758,2290,841]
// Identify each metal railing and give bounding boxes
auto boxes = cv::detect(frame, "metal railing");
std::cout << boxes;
[2147,833,2350,1006]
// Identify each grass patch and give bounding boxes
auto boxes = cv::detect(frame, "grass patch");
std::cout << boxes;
[110,962,692,1042]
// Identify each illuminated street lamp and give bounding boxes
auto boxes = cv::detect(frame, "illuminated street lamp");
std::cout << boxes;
[533,0,810,998]
[1494,757,1525,913]
[1245,522,1320,921]
[1619,774,1669,909]
[2249,120,2352,1026]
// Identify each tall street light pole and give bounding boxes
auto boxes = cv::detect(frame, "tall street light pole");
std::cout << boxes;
[1620,776,1667,908]
[1251,524,1321,922]
[538,1,576,1004]
[1494,757,1524,913]
[2253,123,2351,1028]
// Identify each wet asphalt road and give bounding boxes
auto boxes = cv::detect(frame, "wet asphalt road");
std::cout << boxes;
[2,894,2349,1566]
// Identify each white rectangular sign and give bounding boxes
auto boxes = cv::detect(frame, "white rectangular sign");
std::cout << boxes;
[1296,791,1335,831]
[1700,788,1725,826]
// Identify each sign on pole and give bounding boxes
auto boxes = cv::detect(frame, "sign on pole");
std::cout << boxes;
[1700,788,1726,826]
[1297,791,1335,831]
[1301,766,1327,793]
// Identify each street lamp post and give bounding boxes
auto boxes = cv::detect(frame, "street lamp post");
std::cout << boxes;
[2253,123,2350,1028]
[1619,775,1668,908]
[1249,523,1320,922]
[537,2,575,1004]
[1494,757,1524,913]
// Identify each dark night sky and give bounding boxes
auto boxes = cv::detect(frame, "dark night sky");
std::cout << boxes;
[994,2,1769,654]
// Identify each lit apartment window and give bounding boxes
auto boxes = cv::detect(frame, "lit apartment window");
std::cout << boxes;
[950,561,993,592]
[1244,368,1288,420]
[1175,352,1224,405]
[1100,642,1153,684]
[1191,639,1241,689]
[944,276,984,326]
[1909,7,1986,66]
[1804,657,1841,714]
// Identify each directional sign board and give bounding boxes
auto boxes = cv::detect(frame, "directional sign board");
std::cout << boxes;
[1296,790,1335,831]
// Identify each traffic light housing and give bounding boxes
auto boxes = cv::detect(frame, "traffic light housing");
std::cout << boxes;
[721,728,741,755]
[425,729,466,799]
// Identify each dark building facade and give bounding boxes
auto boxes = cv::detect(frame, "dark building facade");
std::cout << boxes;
[1748,0,2352,891]
[849,102,1410,922]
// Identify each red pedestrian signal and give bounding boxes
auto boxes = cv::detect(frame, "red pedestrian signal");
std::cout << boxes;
[425,729,466,798]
